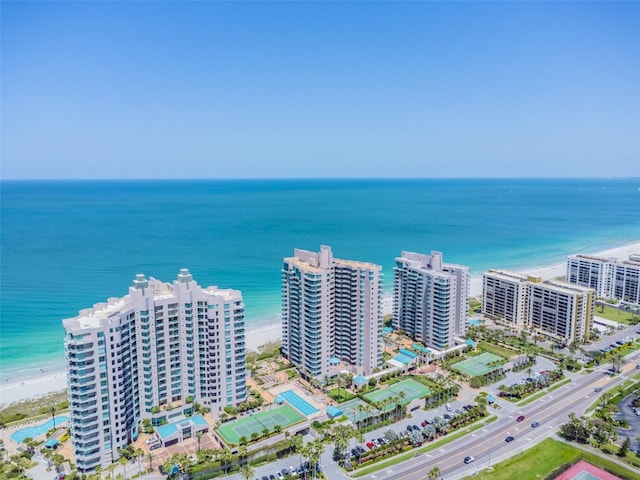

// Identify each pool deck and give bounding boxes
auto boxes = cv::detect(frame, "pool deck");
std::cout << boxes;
[269,381,326,417]
[4,415,70,456]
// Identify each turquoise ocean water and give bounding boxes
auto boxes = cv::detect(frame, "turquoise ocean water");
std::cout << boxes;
[1,178,639,380]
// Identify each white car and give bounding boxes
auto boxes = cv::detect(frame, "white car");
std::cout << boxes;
[145,436,158,445]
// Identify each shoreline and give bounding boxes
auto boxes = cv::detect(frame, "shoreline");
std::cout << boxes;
[1,241,638,409]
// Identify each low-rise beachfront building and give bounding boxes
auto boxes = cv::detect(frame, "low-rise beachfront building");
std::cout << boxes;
[613,260,640,305]
[281,245,383,378]
[393,251,469,350]
[566,254,615,298]
[527,278,594,345]
[482,270,529,326]
[63,269,246,473]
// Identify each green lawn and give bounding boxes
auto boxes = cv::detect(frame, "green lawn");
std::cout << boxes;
[327,387,356,403]
[595,305,637,324]
[461,438,639,480]
[477,341,518,359]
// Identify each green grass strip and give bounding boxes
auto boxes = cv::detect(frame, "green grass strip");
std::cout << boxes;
[352,415,496,477]
[477,341,518,358]
[460,437,640,480]
[516,378,572,406]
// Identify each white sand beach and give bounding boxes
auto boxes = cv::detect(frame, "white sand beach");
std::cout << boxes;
[2,241,638,408]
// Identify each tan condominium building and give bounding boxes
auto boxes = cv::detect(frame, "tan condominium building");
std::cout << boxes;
[527,278,594,344]
[482,270,594,344]
[281,245,383,378]
[482,270,529,326]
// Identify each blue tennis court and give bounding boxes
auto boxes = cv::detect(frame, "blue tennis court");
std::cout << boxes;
[278,390,319,416]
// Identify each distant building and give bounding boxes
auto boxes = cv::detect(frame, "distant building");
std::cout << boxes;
[281,245,383,378]
[393,251,469,350]
[566,254,615,298]
[566,254,640,305]
[63,270,246,472]
[613,260,640,305]
[482,270,529,326]
[482,270,594,344]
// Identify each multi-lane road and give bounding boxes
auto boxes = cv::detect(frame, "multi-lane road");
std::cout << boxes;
[366,354,640,480]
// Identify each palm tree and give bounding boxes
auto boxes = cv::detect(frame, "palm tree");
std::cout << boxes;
[240,463,255,480]
[134,448,143,476]
[50,405,57,428]
[428,466,441,479]
[146,452,155,472]
[238,444,248,465]
[610,352,624,373]
[219,446,233,474]
[309,438,324,479]
[196,431,203,451]
[118,455,128,479]
[107,462,117,480]
[331,424,352,461]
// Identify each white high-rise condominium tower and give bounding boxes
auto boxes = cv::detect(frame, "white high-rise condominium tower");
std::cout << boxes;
[613,260,640,304]
[63,269,246,472]
[393,251,469,350]
[566,254,615,298]
[566,254,640,305]
[281,245,383,378]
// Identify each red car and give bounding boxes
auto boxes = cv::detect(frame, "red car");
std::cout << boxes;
[516,415,525,422]
[366,441,374,449]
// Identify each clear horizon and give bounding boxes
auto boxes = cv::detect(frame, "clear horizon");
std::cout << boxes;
[2,2,639,179]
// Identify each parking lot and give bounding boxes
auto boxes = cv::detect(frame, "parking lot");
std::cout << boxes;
[616,392,640,452]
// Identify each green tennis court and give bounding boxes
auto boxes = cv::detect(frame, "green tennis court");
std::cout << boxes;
[217,405,305,445]
[363,379,431,406]
[451,352,505,376]
[341,398,379,423]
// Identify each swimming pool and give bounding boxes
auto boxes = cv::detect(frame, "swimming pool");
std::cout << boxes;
[278,390,319,416]
[11,416,69,443]
[468,319,485,326]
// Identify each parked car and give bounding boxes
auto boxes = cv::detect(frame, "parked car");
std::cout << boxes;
[149,443,161,450]
[516,415,525,422]
[366,441,374,449]
[421,420,428,427]
[145,436,158,445]
[505,436,515,443]
[262,476,270,480]
[445,404,452,411]
[464,456,475,464]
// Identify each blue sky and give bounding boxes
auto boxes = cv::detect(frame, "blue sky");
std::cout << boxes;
[2,2,638,179]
